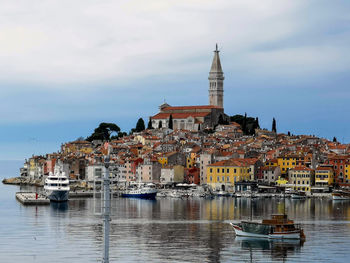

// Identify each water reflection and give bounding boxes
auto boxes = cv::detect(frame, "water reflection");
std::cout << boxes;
[50,201,68,212]
[236,236,304,262]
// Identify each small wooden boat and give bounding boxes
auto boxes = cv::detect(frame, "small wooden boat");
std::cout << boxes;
[230,214,305,240]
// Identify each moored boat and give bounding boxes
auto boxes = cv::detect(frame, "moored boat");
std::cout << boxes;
[291,191,306,199]
[121,183,157,199]
[332,190,350,200]
[230,214,305,240]
[44,169,70,202]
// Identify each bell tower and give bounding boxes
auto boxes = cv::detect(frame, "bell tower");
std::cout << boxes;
[208,44,224,108]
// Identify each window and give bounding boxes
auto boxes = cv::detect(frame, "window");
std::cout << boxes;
[222,168,225,173]
[210,168,212,173]
[217,176,220,182]
[210,176,212,181]
[222,176,225,181]
[227,169,229,173]
[227,176,230,182]
[217,168,220,173]
[234,169,237,173]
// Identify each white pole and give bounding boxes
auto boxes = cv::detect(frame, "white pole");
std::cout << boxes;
[102,156,110,263]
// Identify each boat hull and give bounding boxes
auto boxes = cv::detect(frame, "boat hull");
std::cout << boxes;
[46,190,69,202]
[230,223,302,240]
[332,194,350,200]
[121,192,157,199]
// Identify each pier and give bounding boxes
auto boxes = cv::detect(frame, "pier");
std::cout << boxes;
[15,192,50,205]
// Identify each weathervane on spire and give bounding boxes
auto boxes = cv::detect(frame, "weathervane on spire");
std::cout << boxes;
[215,43,219,52]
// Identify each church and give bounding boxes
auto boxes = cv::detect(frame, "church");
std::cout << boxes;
[151,45,227,131]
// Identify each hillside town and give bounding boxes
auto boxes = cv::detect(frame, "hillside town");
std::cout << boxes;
[17,45,350,195]
[19,124,350,194]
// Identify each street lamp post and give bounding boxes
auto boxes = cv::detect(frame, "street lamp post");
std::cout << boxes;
[102,155,111,263]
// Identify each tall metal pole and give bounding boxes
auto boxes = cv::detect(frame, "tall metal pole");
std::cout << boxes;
[103,156,110,263]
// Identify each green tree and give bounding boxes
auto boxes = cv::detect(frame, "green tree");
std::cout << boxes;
[168,114,173,129]
[230,114,257,135]
[87,122,121,141]
[135,118,145,132]
[255,117,260,129]
[288,131,291,136]
[333,137,337,142]
[272,118,277,133]
[147,118,153,129]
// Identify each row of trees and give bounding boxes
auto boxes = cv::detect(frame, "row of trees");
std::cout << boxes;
[86,115,279,141]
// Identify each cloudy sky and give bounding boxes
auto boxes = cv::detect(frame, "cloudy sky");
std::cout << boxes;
[0,0,350,159]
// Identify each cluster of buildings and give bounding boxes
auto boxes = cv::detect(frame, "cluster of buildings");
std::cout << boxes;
[20,46,350,193]
[20,127,350,193]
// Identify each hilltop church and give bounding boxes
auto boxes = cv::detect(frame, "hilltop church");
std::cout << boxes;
[151,45,227,131]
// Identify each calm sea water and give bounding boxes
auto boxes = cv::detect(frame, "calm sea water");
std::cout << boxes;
[1,160,350,263]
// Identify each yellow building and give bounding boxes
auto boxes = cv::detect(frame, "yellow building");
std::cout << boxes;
[186,152,197,168]
[315,167,334,187]
[158,156,168,167]
[265,159,278,167]
[206,159,250,191]
[288,166,315,192]
[345,162,350,183]
[277,156,297,175]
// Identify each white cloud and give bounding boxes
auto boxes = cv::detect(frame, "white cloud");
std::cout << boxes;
[0,0,311,87]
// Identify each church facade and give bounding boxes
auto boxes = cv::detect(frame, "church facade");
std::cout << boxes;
[151,45,226,131]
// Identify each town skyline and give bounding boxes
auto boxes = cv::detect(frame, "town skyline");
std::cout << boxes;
[0,0,350,159]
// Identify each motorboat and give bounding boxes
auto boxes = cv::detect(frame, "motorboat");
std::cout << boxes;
[332,190,350,200]
[230,214,305,240]
[44,169,70,202]
[213,190,231,197]
[291,191,306,199]
[121,183,157,199]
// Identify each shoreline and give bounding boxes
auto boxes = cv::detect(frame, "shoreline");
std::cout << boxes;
[2,176,333,199]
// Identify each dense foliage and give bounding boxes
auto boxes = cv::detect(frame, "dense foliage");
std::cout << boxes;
[86,122,121,141]
[230,114,260,135]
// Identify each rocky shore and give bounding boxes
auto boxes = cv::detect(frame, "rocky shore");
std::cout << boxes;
[2,177,43,187]
[2,176,88,191]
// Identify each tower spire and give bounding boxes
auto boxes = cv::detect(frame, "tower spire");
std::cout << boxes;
[210,44,223,73]
[208,44,224,108]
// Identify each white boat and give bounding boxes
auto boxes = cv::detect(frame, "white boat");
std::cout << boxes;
[291,191,306,199]
[44,168,70,202]
[332,190,350,200]
[169,190,184,198]
[230,214,305,240]
[214,190,231,197]
[121,183,157,199]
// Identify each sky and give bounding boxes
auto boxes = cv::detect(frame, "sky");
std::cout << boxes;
[0,0,350,160]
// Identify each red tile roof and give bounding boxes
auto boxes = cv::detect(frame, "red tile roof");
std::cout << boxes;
[162,105,221,111]
[152,112,210,119]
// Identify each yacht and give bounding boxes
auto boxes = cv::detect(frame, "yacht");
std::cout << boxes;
[44,168,70,202]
